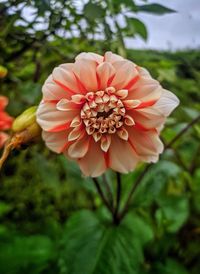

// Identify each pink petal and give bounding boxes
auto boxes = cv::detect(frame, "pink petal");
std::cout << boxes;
[52,65,79,95]
[152,89,179,116]
[108,135,138,173]
[127,127,164,161]
[127,109,165,130]
[110,60,138,90]
[37,102,79,132]
[104,52,124,63]
[73,59,98,92]
[0,96,8,110]
[42,75,70,101]
[78,139,107,177]
[42,130,70,153]
[96,62,116,90]
[76,52,103,63]
[68,133,90,158]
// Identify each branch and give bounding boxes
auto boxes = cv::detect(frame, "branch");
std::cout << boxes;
[165,114,200,149]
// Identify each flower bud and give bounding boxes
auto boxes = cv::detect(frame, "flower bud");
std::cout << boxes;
[0,65,8,78]
[12,106,41,140]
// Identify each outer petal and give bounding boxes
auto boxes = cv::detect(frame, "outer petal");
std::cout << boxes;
[73,59,98,92]
[77,138,107,177]
[0,96,8,110]
[0,112,13,130]
[110,60,138,90]
[42,75,72,101]
[76,52,103,63]
[108,135,138,173]
[104,51,124,63]
[42,130,70,153]
[37,102,79,132]
[127,127,164,161]
[152,89,179,116]
[127,109,166,129]
[52,65,79,95]
[96,62,116,90]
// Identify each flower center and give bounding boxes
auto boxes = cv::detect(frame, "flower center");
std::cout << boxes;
[80,87,126,142]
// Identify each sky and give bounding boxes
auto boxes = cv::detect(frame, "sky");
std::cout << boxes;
[127,0,200,50]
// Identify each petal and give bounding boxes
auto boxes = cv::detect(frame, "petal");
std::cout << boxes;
[117,127,128,141]
[152,89,179,116]
[76,52,103,63]
[100,135,111,152]
[123,99,141,109]
[110,60,139,90]
[127,83,162,104]
[52,65,79,95]
[73,59,98,92]
[68,133,90,158]
[42,130,70,153]
[0,112,13,130]
[68,124,83,141]
[78,139,107,177]
[127,127,164,161]
[56,99,81,111]
[41,75,70,101]
[127,108,166,129]
[108,135,138,173]
[104,51,124,63]
[115,89,128,99]
[37,102,79,132]
[0,96,8,110]
[96,62,116,90]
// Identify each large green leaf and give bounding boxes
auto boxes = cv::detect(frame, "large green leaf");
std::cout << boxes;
[0,235,54,274]
[59,210,154,274]
[137,4,175,15]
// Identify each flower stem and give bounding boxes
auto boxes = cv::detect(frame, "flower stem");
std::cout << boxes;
[92,177,114,215]
[113,172,122,224]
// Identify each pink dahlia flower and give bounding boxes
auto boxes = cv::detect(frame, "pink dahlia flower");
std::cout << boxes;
[37,52,179,177]
[0,96,13,148]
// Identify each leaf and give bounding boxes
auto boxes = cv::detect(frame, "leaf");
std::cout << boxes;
[137,4,176,15]
[83,3,105,21]
[155,196,189,233]
[59,210,153,274]
[126,17,148,40]
[0,235,54,274]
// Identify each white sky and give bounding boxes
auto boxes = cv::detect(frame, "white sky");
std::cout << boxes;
[127,0,200,50]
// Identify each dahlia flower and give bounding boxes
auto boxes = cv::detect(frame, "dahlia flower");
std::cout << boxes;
[0,96,13,148]
[37,52,179,177]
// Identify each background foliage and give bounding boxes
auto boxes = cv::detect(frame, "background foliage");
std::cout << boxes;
[0,0,200,274]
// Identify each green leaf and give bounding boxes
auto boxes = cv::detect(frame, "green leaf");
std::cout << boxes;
[137,4,176,15]
[0,235,54,274]
[126,17,148,40]
[59,210,153,274]
[155,196,189,233]
[83,3,105,21]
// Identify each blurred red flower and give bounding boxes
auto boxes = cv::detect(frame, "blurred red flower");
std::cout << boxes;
[0,96,13,148]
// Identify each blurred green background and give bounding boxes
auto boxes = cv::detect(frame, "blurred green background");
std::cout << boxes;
[0,1,200,274]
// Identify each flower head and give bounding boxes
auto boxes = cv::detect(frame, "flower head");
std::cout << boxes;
[0,96,13,148]
[37,52,179,177]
